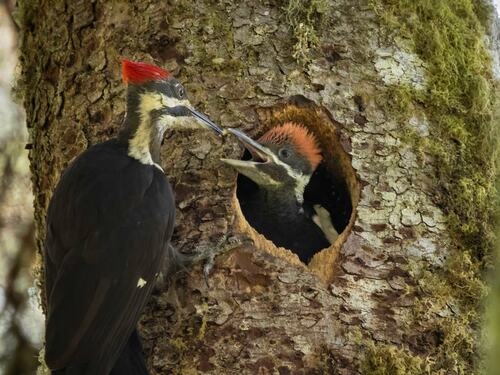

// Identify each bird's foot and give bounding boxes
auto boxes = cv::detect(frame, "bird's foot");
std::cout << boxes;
[154,244,195,292]
[193,234,253,287]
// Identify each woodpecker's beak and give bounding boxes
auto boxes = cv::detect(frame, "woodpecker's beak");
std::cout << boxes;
[223,128,274,162]
[221,128,281,186]
[187,108,224,136]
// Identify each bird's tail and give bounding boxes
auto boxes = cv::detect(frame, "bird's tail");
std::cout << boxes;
[51,330,149,375]
[110,330,149,375]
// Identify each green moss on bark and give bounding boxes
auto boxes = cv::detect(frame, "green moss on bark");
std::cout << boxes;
[360,343,425,375]
[371,0,497,256]
[361,250,488,374]
[284,0,328,63]
[365,0,498,373]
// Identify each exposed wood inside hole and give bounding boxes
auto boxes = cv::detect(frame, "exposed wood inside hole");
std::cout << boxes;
[231,102,360,282]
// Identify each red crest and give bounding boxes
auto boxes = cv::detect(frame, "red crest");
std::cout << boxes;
[259,123,323,170]
[121,59,170,84]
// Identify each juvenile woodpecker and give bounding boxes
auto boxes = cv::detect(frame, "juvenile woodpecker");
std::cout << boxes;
[44,60,222,375]
[222,123,338,262]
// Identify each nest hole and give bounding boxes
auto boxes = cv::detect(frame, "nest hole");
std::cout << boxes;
[231,102,360,282]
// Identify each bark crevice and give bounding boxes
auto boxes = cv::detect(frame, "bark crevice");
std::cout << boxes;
[18,0,496,373]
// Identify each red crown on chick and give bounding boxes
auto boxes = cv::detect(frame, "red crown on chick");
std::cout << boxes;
[259,123,323,170]
[121,59,170,84]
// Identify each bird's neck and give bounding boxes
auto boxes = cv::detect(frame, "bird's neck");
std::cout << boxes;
[253,171,311,218]
[118,90,165,170]
[259,185,304,215]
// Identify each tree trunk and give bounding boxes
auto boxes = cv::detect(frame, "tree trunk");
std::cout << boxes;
[18,0,498,374]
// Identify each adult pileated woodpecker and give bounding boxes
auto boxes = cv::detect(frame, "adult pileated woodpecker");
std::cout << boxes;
[222,123,338,262]
[44,60,223,375]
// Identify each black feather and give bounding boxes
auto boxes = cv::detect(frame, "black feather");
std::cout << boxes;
[236,173,330,263]
[45,139,175,375]
[109,330,149,375]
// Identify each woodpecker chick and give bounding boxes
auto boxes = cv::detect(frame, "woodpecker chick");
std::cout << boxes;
[44,60,223,375]
[222,123,338,262]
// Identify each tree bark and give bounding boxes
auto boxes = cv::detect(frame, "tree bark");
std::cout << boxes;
[18,0,497,374]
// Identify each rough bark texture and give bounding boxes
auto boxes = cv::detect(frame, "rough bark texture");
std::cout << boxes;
[18,0,497,374]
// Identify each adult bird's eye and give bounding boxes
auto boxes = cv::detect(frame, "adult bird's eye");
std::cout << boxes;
[279,148,290,159]
[176,85,185,98]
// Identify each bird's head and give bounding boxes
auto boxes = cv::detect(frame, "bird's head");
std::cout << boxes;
[222,123,322,202]
[122,59,222,134]
[120,60,223,166]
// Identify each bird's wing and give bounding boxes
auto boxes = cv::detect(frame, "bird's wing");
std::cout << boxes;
[44,146,175,371]
[44,221,169,371]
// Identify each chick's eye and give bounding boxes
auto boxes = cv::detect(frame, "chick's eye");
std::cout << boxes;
[279,148,290,158]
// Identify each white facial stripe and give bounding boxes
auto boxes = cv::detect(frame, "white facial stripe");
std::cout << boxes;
[161,95,190,109]
[294,174,310,204]
[266,152,310,204]
[128,120,153,165]
[138,93,163,115]
[137,93,191,115]
[128,120,165,172]
[159,114,198,129]
[128,93,190,168]
[128,93,161,166]
[221,158,281,186]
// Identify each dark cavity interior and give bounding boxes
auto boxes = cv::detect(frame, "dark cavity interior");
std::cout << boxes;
[236,147,353,263]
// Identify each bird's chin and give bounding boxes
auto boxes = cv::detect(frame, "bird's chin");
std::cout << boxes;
[220,158,279,187]
[158,115,191,130]
[220,158,261,169]
[158,115,215,132]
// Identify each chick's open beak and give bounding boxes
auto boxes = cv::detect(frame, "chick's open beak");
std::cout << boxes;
[221,128,280,186]
[223,128,274,162]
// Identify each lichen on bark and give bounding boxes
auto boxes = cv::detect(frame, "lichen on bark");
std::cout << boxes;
[16,0,499,373]
[364,0,498,372]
